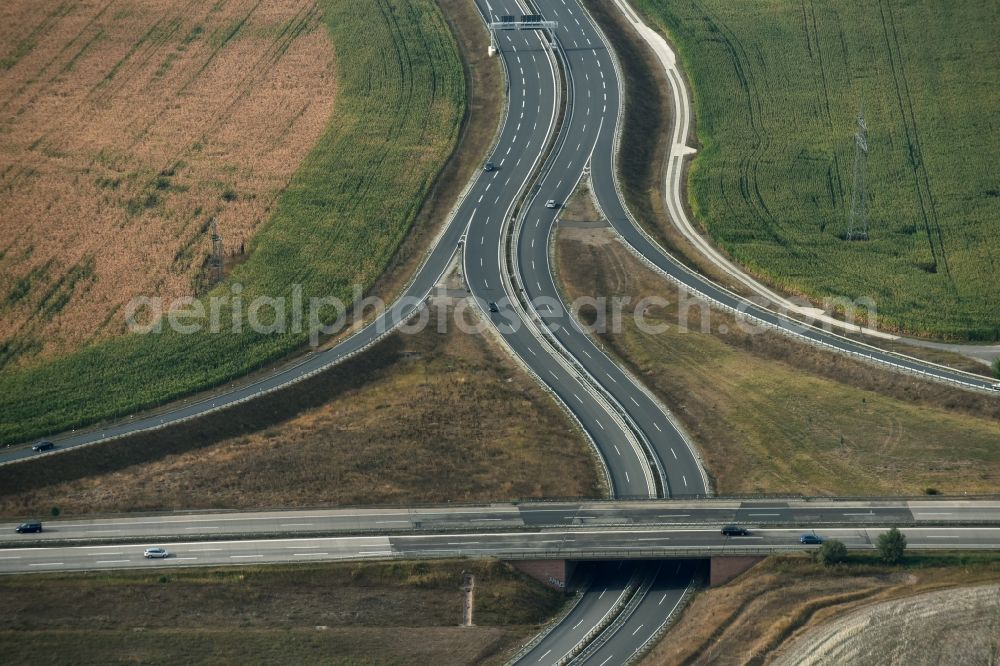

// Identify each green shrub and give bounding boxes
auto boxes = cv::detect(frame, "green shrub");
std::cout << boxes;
[877,527,907,565]
[816,539,848,566]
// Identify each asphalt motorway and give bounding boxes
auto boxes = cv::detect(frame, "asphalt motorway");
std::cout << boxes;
[7,499,996,544]
[3,0,995,662]
[461,28,709,663]
[4,2,993,467]
[3,527,999,575]
[525,560,641,666]
[571,560,696,666]
[483,0,991,656]
[505,0,708,499]
[497,2,712,662]
[465,0,657,500]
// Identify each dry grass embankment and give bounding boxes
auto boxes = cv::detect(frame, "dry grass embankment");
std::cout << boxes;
[0,0,336,365]
[772,582,1000,666]
[640,553,1000,666]
[0,560,564,665]
[0,304,599,517]
[554,203,1000,496]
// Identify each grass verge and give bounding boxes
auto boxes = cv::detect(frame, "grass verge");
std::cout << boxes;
[628,0,1000,340]
[0,303,599,517]
[361,0,504,326]
[640,552,1000,666]
[0,559,565,665]
[585,0,998,374]
[0,0,466,445]
[554,213,1000,496]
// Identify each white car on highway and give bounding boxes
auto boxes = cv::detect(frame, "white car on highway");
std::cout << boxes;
[143,547,170,559]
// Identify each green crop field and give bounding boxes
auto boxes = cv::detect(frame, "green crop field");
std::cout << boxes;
[632,0,1000,340]
[0,0,464,444]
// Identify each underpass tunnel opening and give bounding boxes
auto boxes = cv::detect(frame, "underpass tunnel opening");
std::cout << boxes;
[510,558,709,592]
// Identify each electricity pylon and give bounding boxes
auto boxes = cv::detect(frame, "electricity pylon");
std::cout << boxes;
[845,104,869,241]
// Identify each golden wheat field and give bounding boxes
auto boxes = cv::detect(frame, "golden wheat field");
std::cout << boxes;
[0,0,335,367]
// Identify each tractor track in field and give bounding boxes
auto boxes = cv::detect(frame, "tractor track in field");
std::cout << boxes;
[876,0,952,286]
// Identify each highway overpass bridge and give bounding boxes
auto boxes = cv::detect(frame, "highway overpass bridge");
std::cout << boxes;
[4,497,996,543]
[3,498,998,582]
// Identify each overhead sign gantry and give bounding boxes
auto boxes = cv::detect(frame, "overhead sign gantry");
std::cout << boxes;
[488,14,558,55]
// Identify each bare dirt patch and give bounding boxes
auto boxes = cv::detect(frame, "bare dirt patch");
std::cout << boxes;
[558,225,614,247]
[0,0,336,367]
[558,182,612,245]
[559,182,604,225]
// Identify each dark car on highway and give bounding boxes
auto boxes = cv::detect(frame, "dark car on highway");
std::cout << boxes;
[32,441,55,452]
[15,521,42,534]
[488,301,500,313]
[721,524,750,537]
[799,533,823,545]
